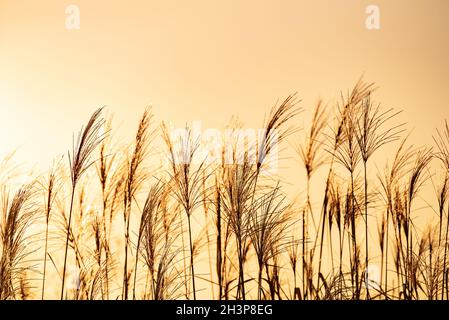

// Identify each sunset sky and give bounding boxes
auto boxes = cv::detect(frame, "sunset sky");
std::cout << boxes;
[1,0,449,300]
[1,0,449,169]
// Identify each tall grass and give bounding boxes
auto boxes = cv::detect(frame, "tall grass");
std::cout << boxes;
[40,161,61,299]
[61,108,105,299]
[162,123,206,300]
[2,79,449,300]
[122,109,152,300]
[298,101,327,298]
[0,184,37,300]
[353,94,405,297]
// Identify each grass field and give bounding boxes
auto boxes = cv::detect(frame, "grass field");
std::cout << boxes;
[1,79,449,300]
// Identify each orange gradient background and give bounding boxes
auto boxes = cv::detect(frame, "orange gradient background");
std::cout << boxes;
[1,0,449,299]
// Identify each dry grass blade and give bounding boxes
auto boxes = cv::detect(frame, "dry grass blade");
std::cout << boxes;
[161,122,208,300]
[123,108,153,300]
[69,108,106,186]
[248,184,292,299]
[61,107,106,299]
[434,121,449,170]
[299,100,328,178]
[0,183,37,300]
[258,94,302,172]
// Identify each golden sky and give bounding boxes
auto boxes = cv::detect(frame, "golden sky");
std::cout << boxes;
[1,0,449,167]
[1,0,449,300]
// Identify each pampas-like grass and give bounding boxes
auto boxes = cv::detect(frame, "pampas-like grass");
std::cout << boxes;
[0,183,37,300]
[1,79,449,300]
[122,109,152,300]
[61,108,105,299]
[162,123,206,300]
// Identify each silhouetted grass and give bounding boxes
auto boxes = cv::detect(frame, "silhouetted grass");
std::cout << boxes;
[1,79,449,300]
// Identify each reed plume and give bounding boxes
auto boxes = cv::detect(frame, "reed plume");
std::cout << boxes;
[61,107,105,299]
[162,123,206,300]
[123,109,153,300]
[0,183,37,300]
